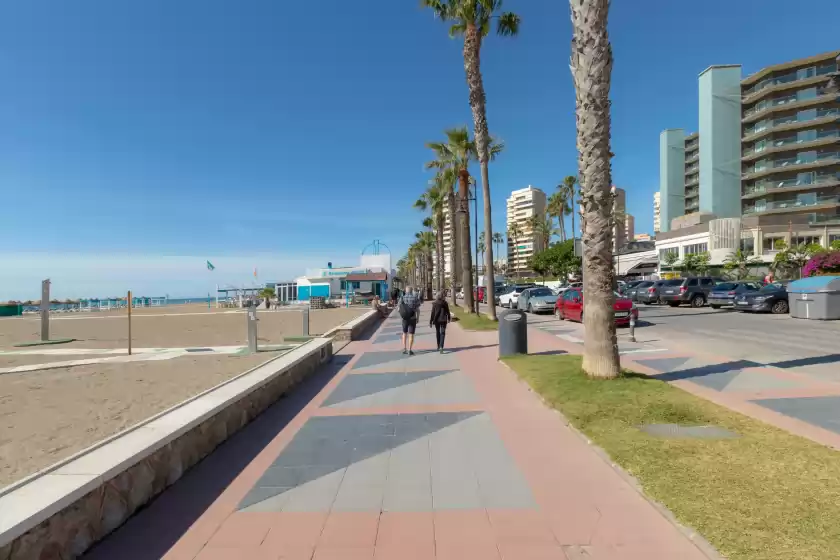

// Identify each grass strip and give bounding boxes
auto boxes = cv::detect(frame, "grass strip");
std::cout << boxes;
[453,306,498,331]
[502,353,840,560]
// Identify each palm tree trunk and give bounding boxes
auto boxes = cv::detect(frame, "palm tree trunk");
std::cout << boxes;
[436,221,444,294]
[426,248,433,299]
[457,169,474,312]
[463,24,496,320]
[447,190,458,306]
[559,213,567,242]
[570,0,620,378]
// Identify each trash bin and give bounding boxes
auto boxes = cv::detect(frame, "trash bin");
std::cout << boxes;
[498,308,527,357]
[787,275,840,320]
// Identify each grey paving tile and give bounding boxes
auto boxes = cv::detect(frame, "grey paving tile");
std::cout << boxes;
[332,483,385,511]
[322,371,452,407]
[352,350,411,370]
[432,475,483,509]
[752,395,840,434]
[634,357,692,372]
[721,371,803,392]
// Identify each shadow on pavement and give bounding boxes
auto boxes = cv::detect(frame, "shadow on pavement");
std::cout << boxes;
[654,359,762,383]
[770,353,840,369]
[83,353,353,560]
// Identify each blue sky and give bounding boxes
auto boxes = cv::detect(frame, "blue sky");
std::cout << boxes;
[2,0,839,299]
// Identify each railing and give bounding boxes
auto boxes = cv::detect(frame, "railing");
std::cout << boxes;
[809,214,840,225]
[744,109,840,137]
[743,153,840,177]
[743,64,836,97]
[743,130,840,156]
[744,173,840,196]
[743,195,840,214]
[685,164,699,173]
[685,142,699,151]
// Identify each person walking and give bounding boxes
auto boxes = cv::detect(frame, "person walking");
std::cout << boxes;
[398,286,421,355]
[390,286,400,307]
[429,291,451,353]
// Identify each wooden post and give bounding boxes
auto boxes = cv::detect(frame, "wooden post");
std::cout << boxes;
[127,290,132,356]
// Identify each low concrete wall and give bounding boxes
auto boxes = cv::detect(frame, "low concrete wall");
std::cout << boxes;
[324,308,388,342]
[0,339,334,560]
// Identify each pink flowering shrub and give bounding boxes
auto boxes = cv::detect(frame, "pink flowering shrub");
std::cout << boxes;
[803,250,840,277]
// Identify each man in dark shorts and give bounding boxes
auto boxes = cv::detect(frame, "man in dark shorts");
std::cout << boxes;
[398,286,420,355]
[390,286,400,307]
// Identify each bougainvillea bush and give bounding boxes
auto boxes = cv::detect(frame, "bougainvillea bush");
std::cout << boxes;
[803,250,840,277]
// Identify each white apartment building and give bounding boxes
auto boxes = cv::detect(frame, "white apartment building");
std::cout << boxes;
[653,191,661,233]
[506,185,547,273]
[624,214,635,246]
[433,205,456,285]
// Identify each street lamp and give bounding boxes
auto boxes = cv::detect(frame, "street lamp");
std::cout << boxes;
[467,183,479,313]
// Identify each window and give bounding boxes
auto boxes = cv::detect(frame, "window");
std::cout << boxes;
[740,237,755,255]
[659,247,678,259]
[798,129,817,142]
[797,67,816,80]
[700,278,715,286]
[683,243,708,255]
[687,279,698,286]
[792,235,821,246]
[798,87,818,101]
[797,108,817,122]
[797,150,817,164]
[830,234,840,244]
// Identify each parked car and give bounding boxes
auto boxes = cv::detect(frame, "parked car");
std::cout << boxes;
[634,279,679,305]
[518,286,557,313]
[707,281,762,309]
[620,280,644,297]
[625,281,654,302]
[498,284,536,308]
[554,288,638,326]
[660,277,725,308]
[494,285,514,306]
[733,282,790,314]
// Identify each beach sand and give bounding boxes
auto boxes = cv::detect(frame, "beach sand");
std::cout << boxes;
[0,352,284,487]
[0,305,367,351]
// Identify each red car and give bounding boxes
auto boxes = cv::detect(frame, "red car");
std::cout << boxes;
[554,287,639,326]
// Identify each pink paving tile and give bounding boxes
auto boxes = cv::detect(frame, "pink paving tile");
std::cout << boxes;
[373,543,437,560]
[498,542,568,560]
[487,509,556,544]
[433,510,495,546]
[313,546,375,559]
[194,546,282,560]
[206,511,275,548]
[436,541,501,560]
[376,511,435,548]
[543,504,601,546]
[319,512,381,548]
[262,512,328,553]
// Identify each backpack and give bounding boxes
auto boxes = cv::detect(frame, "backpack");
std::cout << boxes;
[399,299,415,320]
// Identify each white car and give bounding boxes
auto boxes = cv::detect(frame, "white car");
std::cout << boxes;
[498,284,535,308]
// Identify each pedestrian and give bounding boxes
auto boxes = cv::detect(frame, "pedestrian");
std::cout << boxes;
[390,286,400,307]
[429,291,451,354]
[398,286,421,355]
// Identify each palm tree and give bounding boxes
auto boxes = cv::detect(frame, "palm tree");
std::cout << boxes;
[529,213,553,253]
[426,127,492,313]
[415,177,447,294]
[422,0,520,322]
[492,231,504,266]
[559,176,578,243]
[570,0,619,378]
[507,222,523,277]
[477,231,486,270]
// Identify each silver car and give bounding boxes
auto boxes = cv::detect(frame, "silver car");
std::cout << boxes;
[527,289,559,314]
[518,287,556,313]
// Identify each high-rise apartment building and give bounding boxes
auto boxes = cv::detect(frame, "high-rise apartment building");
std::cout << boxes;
[611,186,628,250]
[659,129,686,232]
[433,205,456,284]
[506,185,547,273]
[624,214,635,244]
[684,133,700,214]
[740,50,840,228]
[653,191,661,233]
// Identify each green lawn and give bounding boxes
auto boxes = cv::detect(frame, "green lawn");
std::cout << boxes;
[453,306,498,331]
[502,354,840,560]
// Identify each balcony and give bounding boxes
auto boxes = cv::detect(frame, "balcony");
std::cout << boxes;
[743,173,840,199]
[685,141,699,151]
[685,200,700,211]
[685,163,699,174]
[686,188,699,198]
[742,90,836,124]
[810,213,840,225]
[685,152,699,164]
[741,152,840,181]
[685,175,699,187]
[742,63,837,103]
[742,130,840,161]
[743,194,840,216]
[742,109,840,143]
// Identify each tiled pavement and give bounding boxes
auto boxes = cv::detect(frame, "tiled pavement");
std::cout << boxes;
[532,316,840,450]
[85,305,715,560]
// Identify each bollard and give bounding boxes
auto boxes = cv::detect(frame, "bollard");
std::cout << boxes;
[301,306,310,337]
[247,306,258,353]
[40,279,51,341]
[628,314,636,343]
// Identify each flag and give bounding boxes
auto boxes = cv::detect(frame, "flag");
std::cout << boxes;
[206,260,215,271]
[254,267,258,278]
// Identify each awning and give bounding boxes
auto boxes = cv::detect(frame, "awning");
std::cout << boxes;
[625,260,658,274]
[344,272,388,282]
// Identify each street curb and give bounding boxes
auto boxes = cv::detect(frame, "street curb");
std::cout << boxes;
[496,359,726,560]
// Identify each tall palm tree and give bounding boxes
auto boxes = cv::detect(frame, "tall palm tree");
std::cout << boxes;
[570,0,619,378]
[426,127,481,312]
[560,176,578,243]
[528,213,553,252]
[492,231,504,269]
[477,231,486,271]
[547,192,570,243]
[507,222,523,277]
[415,177,447,294]
[422,0,520,322]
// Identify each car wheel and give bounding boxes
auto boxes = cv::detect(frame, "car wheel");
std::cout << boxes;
[667,302,680,307]
[658,296,666,305]
[643,301,651,305]
[710,304,721,309]
[771,300,789,314]
[691,295,705,308]
[579,311,584,323]
[527,304,533,313]
[555,309,563,321]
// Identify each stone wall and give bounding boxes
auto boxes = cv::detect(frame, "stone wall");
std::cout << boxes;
[0,341,333,560]
[325,308,388,341]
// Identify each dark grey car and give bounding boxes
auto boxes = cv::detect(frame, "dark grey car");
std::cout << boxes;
[625,281,653,302]
[636,279,682,305]
[708,282,762,308]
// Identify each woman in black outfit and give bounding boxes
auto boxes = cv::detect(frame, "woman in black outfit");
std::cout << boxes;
[429,291,451,353]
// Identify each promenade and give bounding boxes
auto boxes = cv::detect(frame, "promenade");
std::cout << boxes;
[85,305,713,560]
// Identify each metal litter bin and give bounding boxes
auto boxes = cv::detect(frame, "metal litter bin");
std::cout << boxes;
[787,276,840,320]
[499,308,527,357]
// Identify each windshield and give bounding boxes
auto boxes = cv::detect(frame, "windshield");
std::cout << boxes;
[531,288,552,296]
[715,283,737,291]
[637,282,654,288]
[759,283,785,293]
[662,279,683,286]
